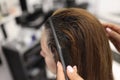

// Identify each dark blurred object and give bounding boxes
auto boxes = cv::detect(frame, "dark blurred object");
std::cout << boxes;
[15,8,45,29]
[19,0,28,12]
[0,24,7,39]
[44,10,54,21]
[66,0,89,9]
[76,2,89,9]
[2,39,47,80]
[66,0,75,7]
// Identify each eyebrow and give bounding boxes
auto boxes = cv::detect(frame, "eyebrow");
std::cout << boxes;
[49,18,68,80]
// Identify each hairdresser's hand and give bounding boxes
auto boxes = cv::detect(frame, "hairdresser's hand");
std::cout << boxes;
[102,23,120,52]
[57,61,84,80]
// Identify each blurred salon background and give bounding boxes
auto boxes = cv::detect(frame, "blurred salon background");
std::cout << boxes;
[0,0,120,80]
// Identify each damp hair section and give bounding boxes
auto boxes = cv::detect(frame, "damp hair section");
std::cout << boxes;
[44,8,113,80]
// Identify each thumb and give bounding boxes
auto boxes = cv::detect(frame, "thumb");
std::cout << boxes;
[67,66,84,80]
[106,28,120,43]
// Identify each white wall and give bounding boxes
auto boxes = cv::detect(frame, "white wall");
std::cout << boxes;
[98,0,120,13]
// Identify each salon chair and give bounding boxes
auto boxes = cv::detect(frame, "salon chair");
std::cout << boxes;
[2,38,47,80]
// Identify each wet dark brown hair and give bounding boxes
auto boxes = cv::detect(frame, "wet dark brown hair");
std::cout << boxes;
[44,8,113,80]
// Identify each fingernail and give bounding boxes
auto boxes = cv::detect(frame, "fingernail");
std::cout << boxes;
[73,65,77,69]
[57,61,60,67]
[67,65,74,73]
[106,28,112,32]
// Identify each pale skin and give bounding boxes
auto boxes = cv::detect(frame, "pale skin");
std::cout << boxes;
[102,23,120,52]
[40,27,57,74]
[40,27,83,80]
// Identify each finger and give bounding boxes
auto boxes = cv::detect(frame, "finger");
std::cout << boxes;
[103,23,120,34]
[102,23,109,28]
[73,66,77,73]
[106,28,120,52]
[67,66,83,80]
[106,28,120,43]
[102,23,116,28]
[57,61,65,80]
[101,23,111,37]
[109,37,120,52]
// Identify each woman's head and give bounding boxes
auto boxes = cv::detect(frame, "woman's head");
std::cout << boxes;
[40,8,113,80]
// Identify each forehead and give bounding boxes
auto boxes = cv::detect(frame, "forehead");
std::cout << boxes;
[40,27,47,45]
[41,27,47,41]
[40,26,53,56]
[41,27,48,49]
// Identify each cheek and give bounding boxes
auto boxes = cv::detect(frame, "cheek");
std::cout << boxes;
[45,57,57,74]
